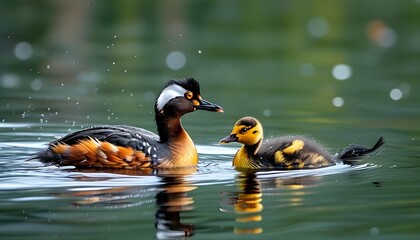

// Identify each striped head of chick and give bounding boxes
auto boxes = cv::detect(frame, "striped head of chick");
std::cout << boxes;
[220,117,263,147]
[155,78,223,118]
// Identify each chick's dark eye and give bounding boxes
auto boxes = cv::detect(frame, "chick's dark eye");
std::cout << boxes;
[240,127,248,133]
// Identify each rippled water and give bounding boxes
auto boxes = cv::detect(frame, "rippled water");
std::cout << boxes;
[1,120,419,239]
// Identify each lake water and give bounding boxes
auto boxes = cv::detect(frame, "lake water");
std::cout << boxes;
[1,1,420,239]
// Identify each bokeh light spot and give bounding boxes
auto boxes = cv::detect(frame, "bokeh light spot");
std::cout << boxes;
[398,82,410,98]
[332,97,344,107]
[332,64,352,80]
[1,74,20,88]
[30,78,42,91]
[390,88,402,100]
[14,42,33,60]
[308,17,329,38]
[367,20,397,48]
[370,227,380,236]
[300,63,314,77]
[263,109,272,117]
[378,28,397,47]
[166,51,186,70]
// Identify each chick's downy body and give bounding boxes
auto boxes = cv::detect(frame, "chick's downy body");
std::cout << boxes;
[221,117,384,170]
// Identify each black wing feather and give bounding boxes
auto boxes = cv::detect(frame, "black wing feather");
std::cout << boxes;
[50,125,160,151]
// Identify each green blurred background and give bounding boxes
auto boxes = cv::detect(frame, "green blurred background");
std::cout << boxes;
[1,1,420,239]
[2,0,418,133]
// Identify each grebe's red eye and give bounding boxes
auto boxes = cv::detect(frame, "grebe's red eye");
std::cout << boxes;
[185,91,193,100]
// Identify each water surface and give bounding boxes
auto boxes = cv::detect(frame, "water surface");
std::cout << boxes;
[1,1,420,239]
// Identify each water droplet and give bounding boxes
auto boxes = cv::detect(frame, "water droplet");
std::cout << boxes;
[22,113,26,118]
[198,50,202,54]
[46,64,51,69]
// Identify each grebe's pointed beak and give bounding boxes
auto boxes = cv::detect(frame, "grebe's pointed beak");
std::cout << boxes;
[220,134,238,144]
[196,99,223,112]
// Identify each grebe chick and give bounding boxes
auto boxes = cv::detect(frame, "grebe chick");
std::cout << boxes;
[220,117,384,170]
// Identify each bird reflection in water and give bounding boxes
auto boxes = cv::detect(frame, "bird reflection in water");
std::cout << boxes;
[155,175,196,239]
[67,168,197,239]
[230,172,263,235]
[221,171,320,235]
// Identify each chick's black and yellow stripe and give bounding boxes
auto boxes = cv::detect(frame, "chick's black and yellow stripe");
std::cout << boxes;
[221,116,384,170]
[247,136,334,170]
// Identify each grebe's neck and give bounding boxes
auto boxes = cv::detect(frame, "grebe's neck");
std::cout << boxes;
[155,112,198,168]
[156,113,184,143]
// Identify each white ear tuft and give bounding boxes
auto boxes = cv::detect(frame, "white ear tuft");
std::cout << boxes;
[156,84,187,111]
